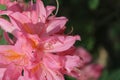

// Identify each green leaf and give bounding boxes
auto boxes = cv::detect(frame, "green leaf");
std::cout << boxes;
[99,69,120,80]
[0,29,7,44]
[0,36,7,44]
[0,15,10,21]
[99,70,109,80]
[0,4,7,10]
[86,37,95,51]
[65,75,76,80]
[88,0,99,10]
[108,69,120,80]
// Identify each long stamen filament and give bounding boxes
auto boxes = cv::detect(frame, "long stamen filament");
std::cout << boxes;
[55,0,59,15]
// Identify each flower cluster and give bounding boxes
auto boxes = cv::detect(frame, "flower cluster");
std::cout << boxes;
[0,0,103,80]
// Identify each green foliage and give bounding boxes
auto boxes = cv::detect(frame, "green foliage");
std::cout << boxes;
[99,70,109,80]
[0,4,6,10]
[0,15,10,21]
[65,75,76,80]
[0,29,7,44]
[24,0,30,3]
[109,69,120,80]
[109,21,120,52]
[100,69,120,80]
[88,0,99,10]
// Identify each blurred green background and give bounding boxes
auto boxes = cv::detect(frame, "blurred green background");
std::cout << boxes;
[0,0,120,80]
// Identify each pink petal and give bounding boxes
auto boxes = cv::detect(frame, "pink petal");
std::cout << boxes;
[41,68,64,80]
[0,0,10,4]
[43,53,63,70]
[44,35,80,52]
[18,69,34,80]
[31,11,38,24]
[9,16,20,30]
[82,64,103,80]
[10,13,34,34]
[0,18,16,33]
[29,63,64,80]
[23,11,38,24]
[0,68,6,80]
[58,47,76,56]
[7,1,23,12]
[36,0,46,23]
[46,17,68,35]
[30,22,45,35]
[64,55,82,73]
[46,6,56,17]
[0,45,13,51]
[75,47,92,64]
[10,12,31,24]
[0,45,25,65]
[40,69,64,80]
[0,11,13,15]
[2,64,22,80]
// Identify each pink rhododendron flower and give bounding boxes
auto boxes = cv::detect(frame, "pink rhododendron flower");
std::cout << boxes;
[58,47,103,80]
[74,47,92,65]
[0,0,103,80]
[0,0,10,5]
[0,0,31,12]
[0,32,63,79]
[81,64,103,80]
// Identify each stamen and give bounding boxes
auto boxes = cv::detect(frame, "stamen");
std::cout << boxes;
[67,26,74,35]
[55,0,59,15]
[44,42,54,50]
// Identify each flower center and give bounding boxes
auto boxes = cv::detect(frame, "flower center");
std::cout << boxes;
[23,23,33,34]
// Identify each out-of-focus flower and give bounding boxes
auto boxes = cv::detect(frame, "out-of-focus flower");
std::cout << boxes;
[79,64,103,80]
[0,0,32,12]
[0,0,10,5]
[58,47,103,80]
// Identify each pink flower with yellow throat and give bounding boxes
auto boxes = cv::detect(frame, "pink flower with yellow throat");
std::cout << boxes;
[0,0,81,80]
